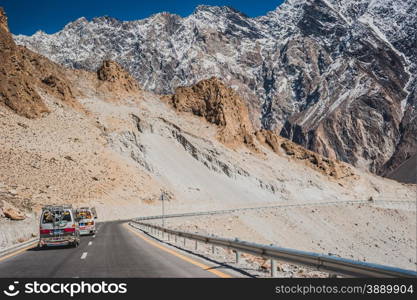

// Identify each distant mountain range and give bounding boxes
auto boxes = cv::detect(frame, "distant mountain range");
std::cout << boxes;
[14,0,417,182]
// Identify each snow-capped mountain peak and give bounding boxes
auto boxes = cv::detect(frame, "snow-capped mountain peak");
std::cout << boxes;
[13,0,417,177]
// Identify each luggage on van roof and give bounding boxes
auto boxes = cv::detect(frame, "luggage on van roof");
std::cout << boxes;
[42,205,73,211]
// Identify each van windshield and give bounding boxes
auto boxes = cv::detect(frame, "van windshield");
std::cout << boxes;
[42,211,72,223]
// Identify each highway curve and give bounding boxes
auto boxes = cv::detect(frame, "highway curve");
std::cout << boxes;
[0,221,231,278]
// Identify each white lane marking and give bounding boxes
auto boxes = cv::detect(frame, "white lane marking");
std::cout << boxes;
[81,252,88,259]
[88,241,92,246]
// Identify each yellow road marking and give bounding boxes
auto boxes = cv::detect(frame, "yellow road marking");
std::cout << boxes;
[124,223,232,278]
[0,242,38,263]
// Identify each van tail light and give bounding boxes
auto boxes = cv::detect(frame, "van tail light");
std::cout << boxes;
[64,228,75,233]
[40,229,51,234]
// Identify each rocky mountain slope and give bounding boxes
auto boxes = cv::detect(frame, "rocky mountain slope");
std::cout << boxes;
[0,8,77,118]
[13,0,417,182]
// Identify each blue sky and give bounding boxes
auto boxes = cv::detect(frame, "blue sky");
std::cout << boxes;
[1,0,284,35]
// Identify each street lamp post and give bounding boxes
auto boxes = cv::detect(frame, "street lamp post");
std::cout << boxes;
[160,193,165,227]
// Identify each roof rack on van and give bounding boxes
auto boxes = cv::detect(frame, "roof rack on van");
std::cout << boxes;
[42,205,73,211]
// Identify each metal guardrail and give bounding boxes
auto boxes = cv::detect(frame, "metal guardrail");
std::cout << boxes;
[134,200,415,221]
[130,220,417,278]
[0,238,38,259]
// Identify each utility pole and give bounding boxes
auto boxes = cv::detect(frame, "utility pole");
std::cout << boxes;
[160,192,165,227]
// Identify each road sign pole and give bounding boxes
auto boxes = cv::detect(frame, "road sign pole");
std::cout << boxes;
[161,193,165,228]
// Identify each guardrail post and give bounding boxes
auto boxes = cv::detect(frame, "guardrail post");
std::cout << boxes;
[183,237,186,246]
[212,244,215,254]
[235,251,240,264]
[175,235,177,243]
[271,259,277,278]
[195,240,198,250]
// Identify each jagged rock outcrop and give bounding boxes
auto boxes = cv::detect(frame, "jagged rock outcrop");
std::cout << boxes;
[0,8,79,118]
[3,207,25,220]
[0,8,48,118]
[12,0,417,182]
[0,186,31,221]
[97,60,140,93]
[256,130,282,154]
[92,60,142,102]
[256,129,355,180]
[0,7,8,33]
[167,77,258,151]
[41,75,74,103]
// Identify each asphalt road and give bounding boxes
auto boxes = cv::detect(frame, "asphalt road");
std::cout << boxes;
[0,222,230,278]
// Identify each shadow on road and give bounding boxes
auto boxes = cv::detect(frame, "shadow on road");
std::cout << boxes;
[28,245,74,251]
[140,229,259,278]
